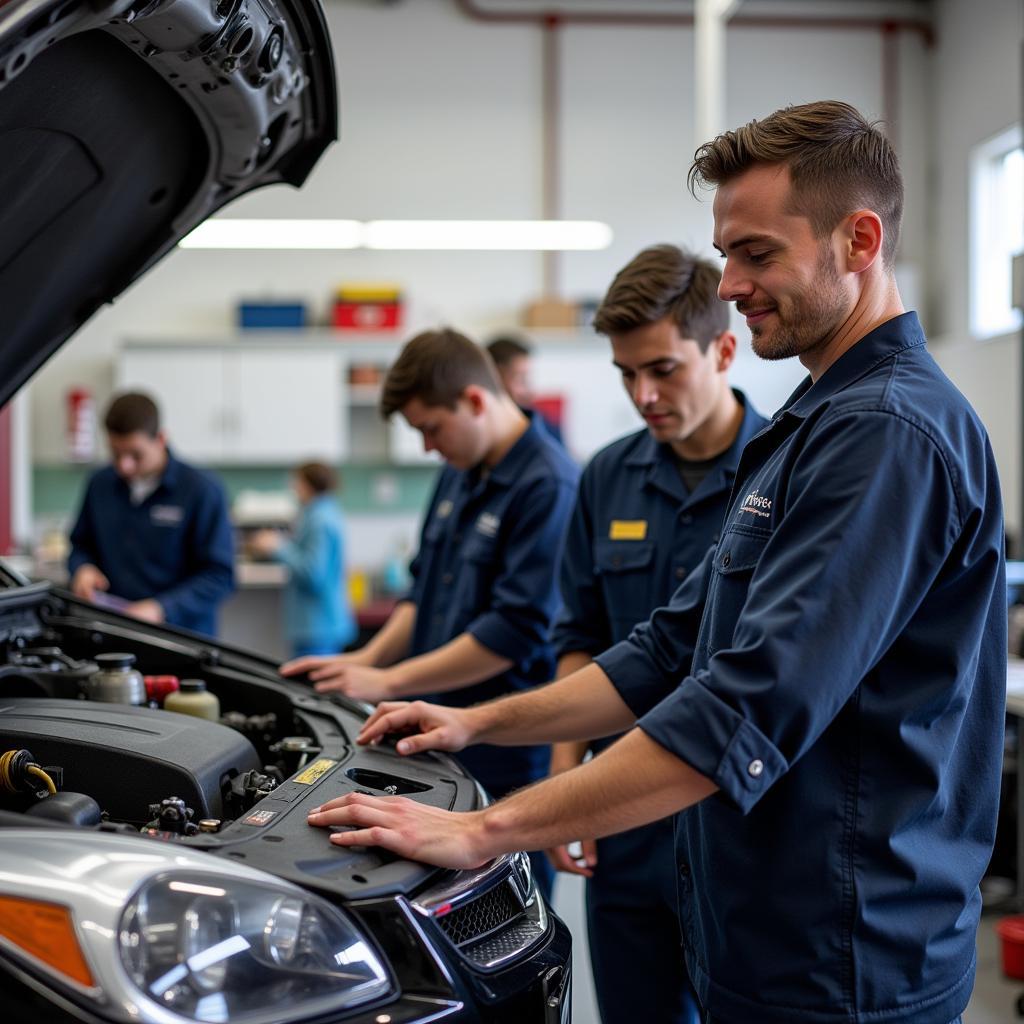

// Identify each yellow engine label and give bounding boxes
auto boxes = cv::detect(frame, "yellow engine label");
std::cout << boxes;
[293,758,338,784]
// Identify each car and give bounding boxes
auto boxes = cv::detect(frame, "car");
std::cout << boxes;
[0,1,573,1021]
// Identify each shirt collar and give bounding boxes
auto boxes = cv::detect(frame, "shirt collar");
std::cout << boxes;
[782,311,926,420]
[482,412,548,487]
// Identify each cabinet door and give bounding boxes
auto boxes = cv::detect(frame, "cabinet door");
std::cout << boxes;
[231,349,344,463]
[118,348,228,461]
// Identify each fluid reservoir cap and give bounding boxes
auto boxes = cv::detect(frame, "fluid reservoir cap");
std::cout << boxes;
[96,652,137,669]
[179,679,208,692]
[198,819,221,833]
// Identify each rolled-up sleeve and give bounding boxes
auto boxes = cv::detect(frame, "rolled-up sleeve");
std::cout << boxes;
[633,412,962,812]
[467,475,578,663]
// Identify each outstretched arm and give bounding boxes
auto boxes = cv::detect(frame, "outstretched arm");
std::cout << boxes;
[308,727,717,868]
[357,659,635,755]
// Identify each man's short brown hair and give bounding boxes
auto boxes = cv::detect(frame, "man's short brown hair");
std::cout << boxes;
[688,99,903,267]
[380,328,502,418]
[104,392,160,437]
[592,244,729,350]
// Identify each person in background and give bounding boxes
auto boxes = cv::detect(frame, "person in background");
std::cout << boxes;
[249,462,356,659]
[68,391,234,636]
[301,101,1005,1024]
[486,333,564,443]
[547,244,767,1024]
[280,328,580,899]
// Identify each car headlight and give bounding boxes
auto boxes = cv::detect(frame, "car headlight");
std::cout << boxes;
[0,831,394,1024]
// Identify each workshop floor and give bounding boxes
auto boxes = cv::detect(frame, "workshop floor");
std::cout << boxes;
[551,879,1023,1024]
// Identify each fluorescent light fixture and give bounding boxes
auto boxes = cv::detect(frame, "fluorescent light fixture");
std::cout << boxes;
[365,220,613,250]
[180,219,364,249]
[178,219,612,251]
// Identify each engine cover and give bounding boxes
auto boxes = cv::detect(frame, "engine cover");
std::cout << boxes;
[0,698,261,822]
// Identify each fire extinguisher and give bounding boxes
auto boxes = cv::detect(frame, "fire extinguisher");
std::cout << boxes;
[66,387,96,463]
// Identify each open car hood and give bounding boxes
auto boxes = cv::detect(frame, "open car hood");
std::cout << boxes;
[0,0,337,408]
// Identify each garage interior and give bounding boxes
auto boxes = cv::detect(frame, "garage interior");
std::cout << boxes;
[0,1,1022,1022]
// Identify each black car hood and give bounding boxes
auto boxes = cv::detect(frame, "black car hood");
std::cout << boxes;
[0,0,337,409]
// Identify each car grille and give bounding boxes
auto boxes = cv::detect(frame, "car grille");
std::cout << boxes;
[437,879,522,947]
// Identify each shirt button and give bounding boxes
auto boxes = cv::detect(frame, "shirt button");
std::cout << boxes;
[747,759,764,778]
[675,566,687,579]
[442,572,454,585]
[722,552,731,568]
[680,513,693,525]
[678,861,691,878]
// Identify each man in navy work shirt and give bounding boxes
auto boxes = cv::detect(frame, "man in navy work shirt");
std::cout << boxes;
[68,392,235,637]
[546,244,766,1024]
[282,328,579,898]
[303,101,1006,1024]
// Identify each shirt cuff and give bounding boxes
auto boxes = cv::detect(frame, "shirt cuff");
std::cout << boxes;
[467,613,536,664]
[637,675,789,814]
[595,639,677,718]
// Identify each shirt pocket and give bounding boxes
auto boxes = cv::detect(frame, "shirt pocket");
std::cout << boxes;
[451,533,500,618]
[594,538,656,636]
[700,528,771,659]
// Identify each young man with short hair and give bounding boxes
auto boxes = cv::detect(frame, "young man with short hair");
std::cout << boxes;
[282,328,579,897]
[68,391,234,636]
[547,244,766,1024]
[303,102,1004,1024]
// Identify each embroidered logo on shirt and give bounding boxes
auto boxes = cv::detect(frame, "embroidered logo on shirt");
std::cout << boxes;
[609,519,648,541]
[150,504,184,526]
[738,489,772,520]
[476,512,500,537]
[436,499,454,519]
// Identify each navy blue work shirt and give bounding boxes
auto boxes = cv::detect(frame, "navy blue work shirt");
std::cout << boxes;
[596,313,1006,1024]
[407,414,580,792]
[553,390,766,663]
[68,450,235,636]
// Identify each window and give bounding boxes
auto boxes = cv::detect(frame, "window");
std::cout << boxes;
[970,125,1023,339]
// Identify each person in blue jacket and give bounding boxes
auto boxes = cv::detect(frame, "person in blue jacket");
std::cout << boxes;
[68,391,234,636]
[304,102,1005,1024]
[546,243,767,1024]
[281,328,580,898]
[250,462,356,658]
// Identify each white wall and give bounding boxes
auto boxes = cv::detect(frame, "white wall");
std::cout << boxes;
[27,0,936,462]
[928,0,1023,538]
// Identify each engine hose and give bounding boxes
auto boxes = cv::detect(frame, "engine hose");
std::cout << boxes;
[0,749,57,796]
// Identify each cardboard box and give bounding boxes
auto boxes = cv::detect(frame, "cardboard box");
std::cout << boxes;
[522,298,578,328]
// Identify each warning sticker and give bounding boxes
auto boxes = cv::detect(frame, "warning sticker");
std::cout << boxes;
[242,809,278,827]
[293,758,337,785]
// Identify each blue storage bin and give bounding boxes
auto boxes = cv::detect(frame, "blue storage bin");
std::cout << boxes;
[238,302,307,329]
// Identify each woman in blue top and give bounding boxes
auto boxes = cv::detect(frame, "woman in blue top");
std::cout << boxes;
[252,462,356,658]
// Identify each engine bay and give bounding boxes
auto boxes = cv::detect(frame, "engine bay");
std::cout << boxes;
[0,580,479,899]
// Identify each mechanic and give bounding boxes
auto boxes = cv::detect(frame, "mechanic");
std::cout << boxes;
[546,243,766,1024]
[282,328,579,899]
[68,391,235,637]
[304,101,1005,1024]
[485,333,564,443]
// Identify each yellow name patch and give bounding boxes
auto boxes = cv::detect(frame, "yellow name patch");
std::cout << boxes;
[293,758,338,784]
[609,520,648,541]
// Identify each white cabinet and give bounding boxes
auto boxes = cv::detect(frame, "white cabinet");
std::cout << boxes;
[118,343,345,464]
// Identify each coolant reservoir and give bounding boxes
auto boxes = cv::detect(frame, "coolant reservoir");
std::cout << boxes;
[86,653,146,705]
[163,678,220,720]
